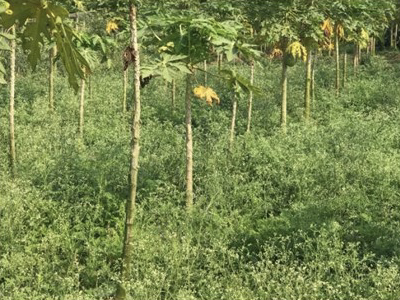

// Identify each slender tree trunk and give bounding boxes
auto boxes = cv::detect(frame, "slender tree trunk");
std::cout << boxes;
[390,23,394,48]
[171,79,175,109]
[9,26,16,178]
[372,37,376,56]
[116,5,142,299]
[353,44,358,75]
[79,78,85,139]
[371,37,376,56]
[49,46,56,111]
[88,75,92,100]
[395,24,398,50]
[229,94,238,148]
[281,60,288,133]
[123,69,128,112]
[311,52,317,103]
[342,53,347,89]
[335,24,340,97]
[304,49,312,122]
[218,54,222,71]
[203,60,207,86]
[246,60,254,133]
[185,73,193,210]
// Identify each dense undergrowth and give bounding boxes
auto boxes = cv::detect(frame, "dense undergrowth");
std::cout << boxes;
[1,54,400,299]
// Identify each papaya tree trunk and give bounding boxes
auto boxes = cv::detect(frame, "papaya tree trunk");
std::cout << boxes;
[204,60,207,86]
[304,49,312,122]
[88,75,92,100]
[335,23,340,97]
[372,37,376,56]
[230,94,238,148]
[353,44,358,75]
[79,78,85,139]
[49,46,56,111]
[185,73,193,210]
[116,5,142,299]
[281,60,288,133]
[9,26,16,178]
[123,68,128,112]
[171,79,175,109]
[246,60,254,133]
[390,23,394,48]
[342,52,347,89]
[311,51,317,103]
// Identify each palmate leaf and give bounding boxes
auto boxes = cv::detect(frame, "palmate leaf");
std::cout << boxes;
[219,69,261,96]
[193,86,220,106]
[141,53,190,83]
[22,7,47,70]
[0,0,89,91]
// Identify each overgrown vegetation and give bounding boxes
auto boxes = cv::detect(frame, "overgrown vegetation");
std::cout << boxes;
[1,0,400,299]
[1,53,400,299]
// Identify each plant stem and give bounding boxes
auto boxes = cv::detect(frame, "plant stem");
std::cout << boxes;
[185,73,193,211]
[116,4,142,299]
[123,68,128,112]
[230,93,238,148]
[304,49,312,122]
[246,60,254,133]
[9,25,16,178]
[335,23,340,97]
[281,60,288,133]
[79,78,85,139]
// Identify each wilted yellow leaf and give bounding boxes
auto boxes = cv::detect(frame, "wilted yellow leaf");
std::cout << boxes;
[106,20,118,34]
[337,25,345,38]
[269,48,283,59]
[321,19,333,38]
[286,41,307,62]
[193,86,220,106]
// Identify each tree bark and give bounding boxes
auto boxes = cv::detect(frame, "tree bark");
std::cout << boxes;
[304,49,312,122]
[395,24,398,50]
[88,75,92,100]
[9,25,16,178]
[116,5,142,299]
[281,60,288,133]
[203,60,207,86]
[171,79,175,109]
[353,44,358,75]
[335,23,340,97]
[79,78,85,139]
[246,60,254,133]
[123,68,128,112]
[311,52,317,103]
[230,93,238,148]
[342,53,347,89]
[390,23,394,48]
[49,46,56,111]
[185,73,194,211]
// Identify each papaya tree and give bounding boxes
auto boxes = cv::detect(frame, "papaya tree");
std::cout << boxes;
[115,3,141,299]
[0,0,90,177]
[260,1,308,131]
[145,12,241,209]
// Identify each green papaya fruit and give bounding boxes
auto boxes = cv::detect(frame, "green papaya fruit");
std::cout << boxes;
[284,53,296,67]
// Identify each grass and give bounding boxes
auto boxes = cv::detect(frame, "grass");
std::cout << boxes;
[1,53,400,299]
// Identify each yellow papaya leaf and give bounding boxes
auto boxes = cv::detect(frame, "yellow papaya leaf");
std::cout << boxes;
[193,86,220,106]
[269,48,283,59]
[286,41,307,62]
[321,19,333,38]
[337,25,345,38]
[106,20,118,34]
